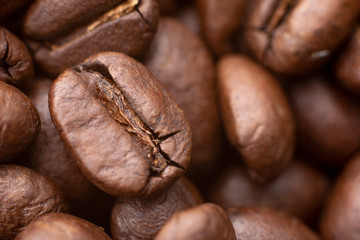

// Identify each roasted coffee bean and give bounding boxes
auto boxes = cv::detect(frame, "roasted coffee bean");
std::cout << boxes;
[15,212,111,240]
[288,75,360,166]
[154,203,236,240]
[217,54,294,182]
[209,161,329,224]
[0,27,34,89]
[23,0,159,75]
[228,206,321,240]
[49,52,192,198]
[320,152,360,240]
[243,0,360,75]
[25,78,113,225]
[144,17,221,179]
[0,0,31,19]
[23,0,125,40]
[335,24,360,95]
[0,81,40,163]
[0,165,67,240]
[197,0,247,56]
[111,177,202,240]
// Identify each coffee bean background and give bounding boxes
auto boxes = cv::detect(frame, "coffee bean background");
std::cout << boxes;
[1,0,360,239]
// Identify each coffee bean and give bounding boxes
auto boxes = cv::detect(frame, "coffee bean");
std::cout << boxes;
[288,76,360,166]
[320,152,360,240]
[197,0,247,56]
[208,161,329,224]
[23,0,159,75]
[15,212,111,240]
[144,17,221,179]
[0,81,40,163]
[0,27,34,89]
[0,165,67,240]
[335,24,360,95]
[49,52,192,198]
[154,203,236,240]
[111,177,202,240]
[23,0,124,40]
[228,206,321,240]
[4,1,360,238]
[243,0,360,75]
[217,54,294,182]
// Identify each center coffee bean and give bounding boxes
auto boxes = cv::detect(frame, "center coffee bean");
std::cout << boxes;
[49,52,192,199]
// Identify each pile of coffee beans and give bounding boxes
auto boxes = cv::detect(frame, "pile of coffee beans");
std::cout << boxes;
[1,0,360,239]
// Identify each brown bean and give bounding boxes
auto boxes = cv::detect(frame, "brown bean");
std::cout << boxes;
[243,0,360,75]
[217,54,294,182]
[0,165,67,240]
[155,203,236,240]
[320,152,360,240]
[15,212,111,240]
[0,81,40,162]
[49,52,192,198]
[228,206,321,240]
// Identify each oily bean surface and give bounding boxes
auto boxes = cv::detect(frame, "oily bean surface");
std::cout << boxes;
[0,165,67,240]
[217,54,294,182]
[111,177,202,240]
[0,81,40,163]
[154,203,236,240]
[49,52,192,198]
[15,212,111,240]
